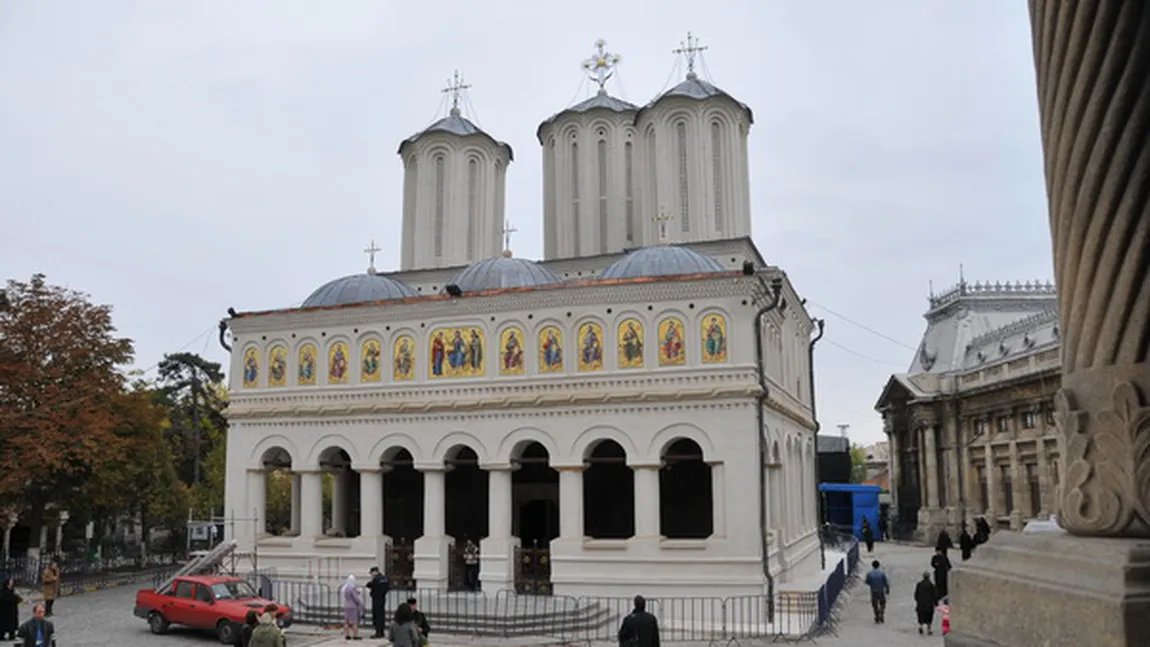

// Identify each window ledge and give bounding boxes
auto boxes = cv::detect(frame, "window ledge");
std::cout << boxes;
[314,537,353,548]
[659,539,708,550]
[257,536,294,547]
[583,539,629,550]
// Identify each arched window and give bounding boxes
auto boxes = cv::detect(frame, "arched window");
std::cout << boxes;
[597,138,608,253]
[624,141,634,243]
[467,159,478,260]
[711,122,724,232]
[583,440,634,539]
[545,139,557,256]
[677,122,690,233]
[659,439,712,538]
[434,155,446,258]
[571,141,581,256]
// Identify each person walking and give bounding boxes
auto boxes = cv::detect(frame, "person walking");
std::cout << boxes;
[15,603,54,647]
[462,538,480,591]
[249,606,284,647]
[340,575,363,640]
[406,597,430,644]
[863,560,890,623]
[0,578,22,640]
[935,529,954,554]
[861,518,875,553]
[387,603,420,647]
[931,547,953,601]
[40,562,60,617]
[366,566,390,638]
[958,526,975,560]
[877,513,888,542]
[914,572,937,635]
[240,609,259,647]
[617,595,660,647]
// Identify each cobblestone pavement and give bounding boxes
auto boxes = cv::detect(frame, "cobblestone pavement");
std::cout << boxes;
[25,543,946,646]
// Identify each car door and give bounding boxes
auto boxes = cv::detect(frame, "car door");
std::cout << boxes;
[163,580,198,626]
[183,582,217,629]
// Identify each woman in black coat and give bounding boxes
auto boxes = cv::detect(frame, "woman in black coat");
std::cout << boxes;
[913,572,937,635]
[0,578,22,640]
[931,548,953,601]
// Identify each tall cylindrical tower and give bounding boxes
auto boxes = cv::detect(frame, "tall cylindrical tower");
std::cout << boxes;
[635,36,753,246]
[537,40,640,260]
[399,73,513,271]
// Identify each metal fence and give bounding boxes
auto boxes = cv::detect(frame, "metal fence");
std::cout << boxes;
[1,553,180,591]
[271,583,820,642]
[813,532,861,633]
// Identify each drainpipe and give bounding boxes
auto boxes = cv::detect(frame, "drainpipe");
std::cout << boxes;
[807,318,826,569]
[753,274,784,621]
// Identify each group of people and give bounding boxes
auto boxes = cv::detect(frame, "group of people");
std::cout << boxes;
[338,568,431,644]
[0,561,62,645]
[240,604,287,647]
[863,519,995,636]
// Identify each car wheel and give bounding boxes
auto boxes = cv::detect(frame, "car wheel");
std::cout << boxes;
[148,611,169,635]
[217,619,238,645]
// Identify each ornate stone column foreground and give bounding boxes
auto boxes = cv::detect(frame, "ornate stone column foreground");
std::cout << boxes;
[947,3,1150,646]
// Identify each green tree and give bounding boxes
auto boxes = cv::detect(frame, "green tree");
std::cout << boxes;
[156,353,226,490]
[849,444,869,484]
[0,274,134,547]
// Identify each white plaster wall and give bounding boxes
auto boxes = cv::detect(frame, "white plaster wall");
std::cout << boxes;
[539,109,638,260]
[399,132,511,271]
[634,95,752,245]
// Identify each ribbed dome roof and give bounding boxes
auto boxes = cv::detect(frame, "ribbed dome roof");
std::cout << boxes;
[302,273,419,308]
[641,74,754,123]
[600,245,726,280]
[397,110,514,160]
[536,91,638,141]
[446,254,562,293]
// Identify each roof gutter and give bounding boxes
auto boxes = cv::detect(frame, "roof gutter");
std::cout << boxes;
[807,318,826,569]
[753,274,784,621]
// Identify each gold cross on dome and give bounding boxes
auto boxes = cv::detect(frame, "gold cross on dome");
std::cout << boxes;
[581,39,621,92]
[653,208,673,242]
[672,31,708,78]
[442,70,472,115]
[364,240,381,274]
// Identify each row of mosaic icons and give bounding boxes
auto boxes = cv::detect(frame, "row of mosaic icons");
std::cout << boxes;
[242,314,729,388]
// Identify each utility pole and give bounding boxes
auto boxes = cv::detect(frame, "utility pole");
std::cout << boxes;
[837,424,850,439]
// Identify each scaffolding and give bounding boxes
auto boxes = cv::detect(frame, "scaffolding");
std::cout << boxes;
[185,509,261,578]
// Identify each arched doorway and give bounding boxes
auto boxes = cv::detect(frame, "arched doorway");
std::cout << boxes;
[381,448,422,589]
[583,440,634,539]
[444,445,488,591]
[261,447,295,536]
[659,438,713,539]
[511,441,558,594]
[318,447,359,538]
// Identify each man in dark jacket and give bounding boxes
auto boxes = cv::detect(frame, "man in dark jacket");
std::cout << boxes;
[366,567,390,638]
[16,603,54,647]
[407,597,431,642]
[617,595,660,647]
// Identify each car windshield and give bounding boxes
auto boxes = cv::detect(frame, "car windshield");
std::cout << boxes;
[211,581,258,600]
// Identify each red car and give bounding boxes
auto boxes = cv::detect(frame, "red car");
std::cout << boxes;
[134,575,292,644]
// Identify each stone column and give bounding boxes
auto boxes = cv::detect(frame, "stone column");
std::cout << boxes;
[960,421,974,523]
[479,465,518,591]
[413,466,449,589]
[331,469,348,534]
[359,468,383,537]
[923,424,940,509]
[710,461,726,537]
[54,511,69,553]
[247,469,266,537]
[1008,442,1024,530]
[557,467,584,540]
[984,438,998,522]
[299,470,324,540]
[290,473,302,535]
[1035,441,1050,519]
[632,465,661,538]
[948,4,1150,645]
[884,417,900,514]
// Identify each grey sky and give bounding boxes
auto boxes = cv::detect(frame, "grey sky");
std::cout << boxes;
[0,1,1052,445]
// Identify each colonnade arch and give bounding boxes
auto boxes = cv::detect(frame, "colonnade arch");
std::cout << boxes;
[659,438,713,539]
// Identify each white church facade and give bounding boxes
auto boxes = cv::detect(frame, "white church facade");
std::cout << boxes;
[222,38,822,598]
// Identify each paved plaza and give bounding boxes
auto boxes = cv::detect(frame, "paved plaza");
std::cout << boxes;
[23,542,945,646]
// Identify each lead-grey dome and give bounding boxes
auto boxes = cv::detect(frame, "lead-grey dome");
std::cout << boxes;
[302,273,419,308]
[639,74,754,123]
[446,254,562,293]
[600,245,725,280]
[397,110,514,160]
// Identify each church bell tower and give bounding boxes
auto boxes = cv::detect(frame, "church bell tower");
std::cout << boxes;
[398,72,514,271]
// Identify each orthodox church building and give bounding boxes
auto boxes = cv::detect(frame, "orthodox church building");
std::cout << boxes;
[222,38,822,598]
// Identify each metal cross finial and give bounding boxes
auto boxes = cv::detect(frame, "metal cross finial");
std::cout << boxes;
[672,31,708,79]
[501,219,518,253]
[653,207,673,242]
[442,70,472,116]
[581,39,621,94]
[364,240,381,274]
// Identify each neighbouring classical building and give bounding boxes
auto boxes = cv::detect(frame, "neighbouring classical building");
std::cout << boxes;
[220,38,822,598]
[874,279,1061,543]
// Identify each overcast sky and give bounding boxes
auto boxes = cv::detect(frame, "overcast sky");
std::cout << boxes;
[0,1,1052,445]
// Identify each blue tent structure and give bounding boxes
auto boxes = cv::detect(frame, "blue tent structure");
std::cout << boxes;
[818,483,882,540]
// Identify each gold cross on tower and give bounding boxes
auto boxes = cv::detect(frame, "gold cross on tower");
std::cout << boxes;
[672,32,708,80]
[653,208,673,243]
[442,70,472,116]
[581,39,621,94]
[501,219,518,257]
[364,240,381,274]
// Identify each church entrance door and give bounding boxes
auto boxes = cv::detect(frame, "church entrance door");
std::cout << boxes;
[444,445,488,591]
[382,448,422,589]
[511,442,557,595]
